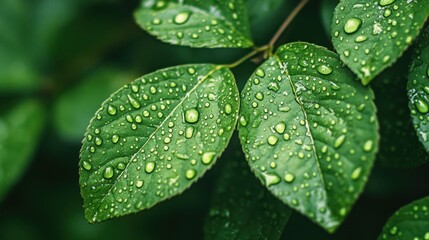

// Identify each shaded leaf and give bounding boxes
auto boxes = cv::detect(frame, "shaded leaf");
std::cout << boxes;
[408,27,429,154]
[0,100,45,201]
[332,0,429,85]
[245,0,284,22]
[378,196,429,240]
[373,51,429,168]
[79,64,239,223]
[320,0,338,37]
[204,149,291,240]
[134,0,253,48]
[238,42,379,232]
[53,68,131,141]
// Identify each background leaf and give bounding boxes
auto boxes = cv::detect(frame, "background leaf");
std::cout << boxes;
[238,42,379,232]
[320,0,337,38]
[332,0,429,85]
[378,196,429,240]
[53,68,132,141]
[204,146,291,240]
[373,50,429,168]
[134,0,253,48]
[407,27,429,153]
[79,64,239,223]
[0,100,45,201]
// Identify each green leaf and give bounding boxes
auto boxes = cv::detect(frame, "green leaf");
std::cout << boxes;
[373,52,429,168]
[53,68,130,141]
[408,27,429,154]
[134,0,253,48]
[0,100,45,201]
[332,0,429,85]
[238,42,379,232]
[320,0,338,37]
[204,149,291,240]
[378,196,429,240]
[245,0,284,22]
[79,64,240,223]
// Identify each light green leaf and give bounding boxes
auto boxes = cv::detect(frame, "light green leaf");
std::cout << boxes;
[238,42,379,232]
[408,27,429,154]
[332,0,429,85]
[0,100,45,201]
[373,52,429,168]
[79,64,239,223]
[378,196,429,240]
[53,68,130,141]
[204,149,291,240]
[134,0,253,48]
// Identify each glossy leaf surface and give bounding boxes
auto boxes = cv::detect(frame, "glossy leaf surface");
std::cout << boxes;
[239,42,379,232]
[79,64,239,223]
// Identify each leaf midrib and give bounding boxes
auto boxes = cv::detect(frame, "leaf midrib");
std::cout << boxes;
[91,65,223,221]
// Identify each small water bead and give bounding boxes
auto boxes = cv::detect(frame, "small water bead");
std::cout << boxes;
[274,122,286,134]
[107,105,117,115]
[344,18,362,34]
[389,226,398,235]
[185,169,196,179]
[87,134,93,142]
[185,108,199,123]
[284,173,295,183]
[202,152,216,165]
[187,67,196,75]
[103,166,114,179]
[351,167,362,180]
[185,126,194,139]
[127,95,141,109]
[317,64,333,75]
[415,98,429,114]
[136,180,144,188]
[145,161,155,173]
[95,137,102,146]
[239,116,247,126]
[255,92,264,100]
[355,35,368,43]
[152,18,162,25]
[267,136,279,146]
[255,68,265,77]
[117,162,126,170]
[174,11,191,25]
[224,104,232,115]
[379,0,395,6]
[112,135,120,144]
[334,135,346,148]
[363,140,373,152]
[384,9,392,17]
[82,161,92,171]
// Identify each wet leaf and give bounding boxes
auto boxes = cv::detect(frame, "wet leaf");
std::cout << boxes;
[332,0,429,85]
[373,52,429,168]
[0,100,45,201]
[53,68,130,141]
[378,196,429,240]
[408,27,429,154]
[204,149,291,240]
[238,42,379,232]
[134,0,253,48]
[79,64,240,223]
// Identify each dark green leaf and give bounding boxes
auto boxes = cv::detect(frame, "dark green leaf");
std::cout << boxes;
[332,0,429,85]
[134,0,253,48]
[408,27,429,154]
[238,42,379,232]
[378,196,429,240]
[79,64,239,223]
[320,0,338,37]
[0,100,45,201]
[204,149,291,240]
[245,0,284,22]
[373,52,429,168]
[53,68,130,141]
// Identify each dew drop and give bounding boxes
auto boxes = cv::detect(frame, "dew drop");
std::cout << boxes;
[317,65,333,75]
[82,161,92,171]
[174,11,191,25]
[284,173,295,183]
[379,0,395,6]
[185,108,199,123]
[224,104,232,115]
[389,226,398,235]
[145,161,156,173]
[267,135,279,146]
[344,18,362,34]
[202,152,216,165]
[95,137,102,146]
[127,95,141,109]
[355,35,368,43]
[117,162,126,170]
[351,167,362,180]
[239,116,247,126]
[255,68,265,77]
[187,67,196,75]
[103,166,114,179]
[185,169,196,179]
[107,105,117,115]
[334,135,346,148]
[363,140,373,152]
[112,135,120,144]
[262,172,281,187]
[274,122,286,134]
[136,180,144,188]
[185,126,194,139]
[415,98,429,114]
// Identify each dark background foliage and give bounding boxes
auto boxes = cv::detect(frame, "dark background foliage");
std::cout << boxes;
[1,0,428,239]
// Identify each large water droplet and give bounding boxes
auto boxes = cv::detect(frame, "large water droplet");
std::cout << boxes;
[127,95,141,109]
[202,152,216,165]
[107,105,117,115]
[82,161,92,171]
[415,98,429,114]
[185,108,199,123]
[379,0,395,6]
[174,11,191,25]
[317,64,333,75]
[103,166,114,179]
[344,18,362,34]
[112,135,120,144]
[145,161,156,173]
[267,136,279,146]
[274,122,286,134]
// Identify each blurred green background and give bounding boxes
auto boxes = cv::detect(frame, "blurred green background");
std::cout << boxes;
[1,0,429,239]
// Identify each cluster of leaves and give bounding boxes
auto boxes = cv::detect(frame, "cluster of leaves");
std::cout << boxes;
[76,0,429,238]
